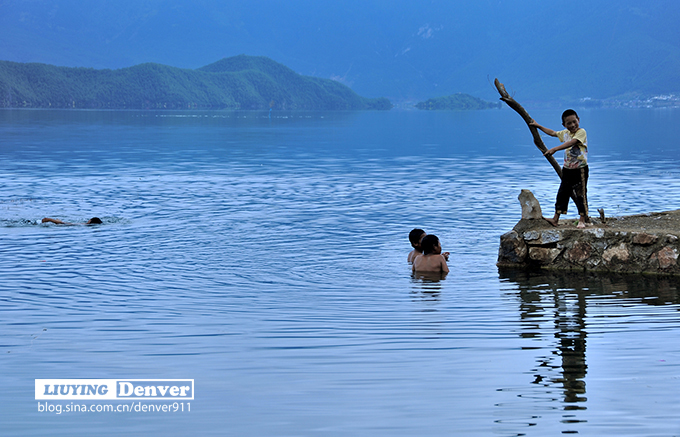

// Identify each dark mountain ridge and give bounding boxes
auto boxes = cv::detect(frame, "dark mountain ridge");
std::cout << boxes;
[0,55,392,110]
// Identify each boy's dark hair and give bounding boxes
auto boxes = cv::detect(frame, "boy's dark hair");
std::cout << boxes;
[409,228,425,248]
[561,109,579,124]
[88,217,102,224]
[420,234,440,255]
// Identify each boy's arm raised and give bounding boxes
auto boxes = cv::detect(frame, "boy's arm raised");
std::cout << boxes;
[529,121,557,137]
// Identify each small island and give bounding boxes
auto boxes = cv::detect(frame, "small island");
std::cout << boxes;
[415,93,500,110]
[0,55,392,111]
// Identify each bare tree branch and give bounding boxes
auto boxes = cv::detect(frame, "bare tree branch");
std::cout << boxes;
[494,78,563,178]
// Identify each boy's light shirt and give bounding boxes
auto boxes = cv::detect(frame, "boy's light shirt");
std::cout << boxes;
[556,128,588,169]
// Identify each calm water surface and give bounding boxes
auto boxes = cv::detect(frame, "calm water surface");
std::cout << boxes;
[2,108,680,436]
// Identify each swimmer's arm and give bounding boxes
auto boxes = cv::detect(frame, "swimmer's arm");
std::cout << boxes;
[42,218,66,225]
[42,218,78,225]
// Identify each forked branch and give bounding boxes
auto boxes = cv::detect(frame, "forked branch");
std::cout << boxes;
[494,78,563,178]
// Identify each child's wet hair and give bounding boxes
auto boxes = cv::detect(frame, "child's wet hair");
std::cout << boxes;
[561,109,579,123]
[88,217,102,224]
[420,234,440,255]
[409,228,425,247]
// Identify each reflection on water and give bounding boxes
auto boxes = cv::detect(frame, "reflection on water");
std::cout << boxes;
[410,272,446,302]
[500,269,680,434]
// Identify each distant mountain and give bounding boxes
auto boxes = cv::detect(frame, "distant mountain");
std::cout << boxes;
[0,55,392,110]
[415,93,500,110]
[1,2,678,103]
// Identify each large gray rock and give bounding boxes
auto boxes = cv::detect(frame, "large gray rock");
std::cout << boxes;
[651,246,678,269]
[529,247,562,264]
[602,243,630,263]
[523,229,564,245]
[518,189,543,220]
[498,230,528,265]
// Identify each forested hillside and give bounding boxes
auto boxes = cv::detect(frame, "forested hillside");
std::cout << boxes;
[0,55,392,110]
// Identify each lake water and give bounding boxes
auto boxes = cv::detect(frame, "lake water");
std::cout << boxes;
[2,107,680,436]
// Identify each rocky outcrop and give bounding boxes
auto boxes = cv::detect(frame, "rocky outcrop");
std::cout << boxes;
[518,189,543,220]
[498,191,680,275]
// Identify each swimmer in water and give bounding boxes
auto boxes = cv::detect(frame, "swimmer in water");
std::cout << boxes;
[412,234,449,274]
[42,217,102,225]
[408,228,449,264]
[408,228,426,263]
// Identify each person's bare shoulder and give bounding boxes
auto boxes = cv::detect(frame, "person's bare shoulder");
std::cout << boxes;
[412,254,425,271]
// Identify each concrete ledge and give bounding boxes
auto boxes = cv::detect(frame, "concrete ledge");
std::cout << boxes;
[498,191,680,275]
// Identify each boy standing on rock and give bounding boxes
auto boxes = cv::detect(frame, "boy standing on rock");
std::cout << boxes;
[530,109,589,228]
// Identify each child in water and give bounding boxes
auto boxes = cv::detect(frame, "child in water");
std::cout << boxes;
[407,228,426,263]
[408,228,449,264]
[412,234,449,273]
[42,217,102,225]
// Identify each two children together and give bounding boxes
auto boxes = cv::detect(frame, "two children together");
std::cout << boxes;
[408,228,449,273]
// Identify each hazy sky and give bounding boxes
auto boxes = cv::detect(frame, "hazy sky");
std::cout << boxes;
[1,0,679,101]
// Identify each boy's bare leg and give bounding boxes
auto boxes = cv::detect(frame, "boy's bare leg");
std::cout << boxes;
[543,213,560,227]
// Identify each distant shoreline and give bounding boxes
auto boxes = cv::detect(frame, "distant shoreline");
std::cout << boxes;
[2,103,679,112]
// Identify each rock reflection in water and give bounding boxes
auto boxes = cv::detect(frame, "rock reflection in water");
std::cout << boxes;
[499,269,680,431]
